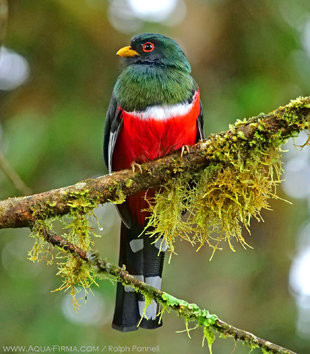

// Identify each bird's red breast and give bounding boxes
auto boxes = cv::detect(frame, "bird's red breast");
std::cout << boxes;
[112,91,201,225]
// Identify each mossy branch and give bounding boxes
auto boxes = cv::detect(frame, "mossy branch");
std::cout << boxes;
[39,226,295,354]
[0,96,309,229]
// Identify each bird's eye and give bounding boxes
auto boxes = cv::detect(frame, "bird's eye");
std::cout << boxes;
[142,42,155,53]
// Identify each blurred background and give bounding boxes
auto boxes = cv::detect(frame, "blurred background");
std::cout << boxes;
[0,0,310,353]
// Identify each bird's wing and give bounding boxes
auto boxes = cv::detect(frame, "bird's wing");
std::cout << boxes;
[103,94,123,173]
[103,94,133,228]
[196,101,204,141]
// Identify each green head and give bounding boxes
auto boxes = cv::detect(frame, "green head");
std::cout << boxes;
[114,33,196,111]
[117,33,191,73]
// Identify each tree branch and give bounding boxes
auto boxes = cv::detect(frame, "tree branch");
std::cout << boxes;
[40,226,296,354]
[0,96,309,229]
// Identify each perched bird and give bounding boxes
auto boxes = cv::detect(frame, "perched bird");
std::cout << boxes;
[103,33,204,332]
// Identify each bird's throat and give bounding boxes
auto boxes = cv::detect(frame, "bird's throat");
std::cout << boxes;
[114,64,197,112]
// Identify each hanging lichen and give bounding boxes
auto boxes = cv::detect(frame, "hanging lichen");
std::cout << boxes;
[144,174,194,259]
[53,189,101,310]
[28,189,101,310]
[160,292,218,354]
[144,99,310,258]
[28,219,55,264]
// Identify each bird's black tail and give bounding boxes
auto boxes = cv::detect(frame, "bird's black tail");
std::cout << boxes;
[112,222,166,332]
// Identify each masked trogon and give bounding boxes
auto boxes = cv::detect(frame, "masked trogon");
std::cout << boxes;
[103,33,204,332]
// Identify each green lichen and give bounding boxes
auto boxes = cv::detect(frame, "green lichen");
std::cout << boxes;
[144,174,194,260]
[203,326,215,354]
[53,255,98,311]
[161,292,218,354]
[28,188,100,310]
[126,178,134,188]
[28,219,54,264]
[157,302,170,325]
[144,145,283,259]
[53,189,100,309]
[249,343,259,353]
[144,105,310,258]
[109,183,127,204]
[137,294,153,327]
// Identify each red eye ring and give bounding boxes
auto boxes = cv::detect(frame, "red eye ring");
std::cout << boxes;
[142,42,155,52]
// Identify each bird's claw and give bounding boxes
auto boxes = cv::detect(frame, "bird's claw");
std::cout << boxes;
[131,161,143,174]
[180,145,190,158]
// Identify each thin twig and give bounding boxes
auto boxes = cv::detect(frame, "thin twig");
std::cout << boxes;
[0,0,8,44]
[0,151,32,195]
[0,1,31,196]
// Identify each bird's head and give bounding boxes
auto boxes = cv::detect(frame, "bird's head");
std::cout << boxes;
[116,33,191,73]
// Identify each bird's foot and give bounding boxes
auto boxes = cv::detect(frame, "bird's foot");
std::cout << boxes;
[180,145,190,158]
[131,161,143,174]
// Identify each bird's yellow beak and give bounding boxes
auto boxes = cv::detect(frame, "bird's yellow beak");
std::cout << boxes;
[116,46,139,57]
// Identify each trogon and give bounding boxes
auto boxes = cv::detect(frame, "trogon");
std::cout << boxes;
[103,33,204,332]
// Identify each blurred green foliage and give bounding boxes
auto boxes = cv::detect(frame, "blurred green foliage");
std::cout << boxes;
[1,0,310,353]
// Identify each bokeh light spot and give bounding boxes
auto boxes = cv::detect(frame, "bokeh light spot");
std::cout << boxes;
[0,47,30,91]
[62,289,108,325]
[128,0,178,22]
